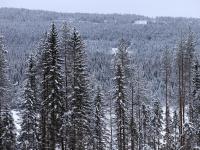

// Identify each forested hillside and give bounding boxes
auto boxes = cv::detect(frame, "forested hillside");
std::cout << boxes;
[0,8,200,85]
[0,8,200,150]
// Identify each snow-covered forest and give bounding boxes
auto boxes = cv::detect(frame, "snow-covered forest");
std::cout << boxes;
[0,8,200,150]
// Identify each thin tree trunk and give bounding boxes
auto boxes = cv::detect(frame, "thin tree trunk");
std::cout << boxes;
[131,85,135,150]
[110,97,113,150]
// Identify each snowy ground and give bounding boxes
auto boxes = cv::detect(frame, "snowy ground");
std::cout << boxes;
[11,110,21,136]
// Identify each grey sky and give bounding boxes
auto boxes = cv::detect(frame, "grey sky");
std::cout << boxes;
[0,0,199,18]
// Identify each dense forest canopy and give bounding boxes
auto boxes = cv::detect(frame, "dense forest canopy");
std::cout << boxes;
[0,8,200,84]
[0,8,200,150]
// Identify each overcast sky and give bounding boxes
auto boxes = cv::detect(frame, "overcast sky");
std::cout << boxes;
[0,0,199,18]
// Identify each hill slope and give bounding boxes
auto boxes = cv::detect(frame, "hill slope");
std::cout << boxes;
[0,8,200,101]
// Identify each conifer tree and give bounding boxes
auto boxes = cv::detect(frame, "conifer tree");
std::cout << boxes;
[39,23,64,149]
[93,86,108,150]
[35,32,48,78]
[112,39,130,150]
[39,30,51,150]
[184,122,196,149]
[0,36,16,150]
[35,34,48,149]
[68,29,92,150]
[134,65,148,150]
[129,85,138,150]
[140,103,151,149]
[184,31,195,124]
[192,60,200,146]
[109,91,114,150]
[60,22,71,101]
[162,48,173,149]
[115,39,130,77]
[176,38,186,147]
[1,108,16,150]
[46,23,64,149]
[60,22,71,149]
[150,99,163,150]
[176,32,196,148]
[113,64,128,150]
[18,55,38,150]
[172,110,179,149]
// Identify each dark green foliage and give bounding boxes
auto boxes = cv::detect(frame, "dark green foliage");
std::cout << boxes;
[93,87,108,150]
[18,55,38,150]
[0,36,16,150]
[113,64,128,150]
[39,23,64,150]
[68,29,92,150]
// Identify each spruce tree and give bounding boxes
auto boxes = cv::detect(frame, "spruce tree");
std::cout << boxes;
[150,99,163,150]
[172,110,179,149]
[68,29,92,150]
[45,23,64,149]
[0,36,16,150]
[47,23,64,149]
[184,31,195,124]
[184,122,196,149]
[93,86,108,150]
[39,23,64,150]
[192,60,200,146]
[1,108,16,150]
[174,32,196,148]
[113,64,128,150]
[162,48,173,149]
[34,33,48,150]
[60,22,71,100]
[39,30,51,150]
[35,32,48,78]
[18,55,38,150]
[115,39,130,77]
[112,39,130,150]
[134,64,147,150]
[129,85,138,150]
[140,103,151,149]
[60,22,71,149]
[176,38,186,147]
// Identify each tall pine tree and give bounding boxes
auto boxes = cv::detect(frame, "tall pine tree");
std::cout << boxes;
[68,29,92,150]
[18,55,38,150]
[93,86,108,150]
[113,64,128,150]
[192,60,200,146]
[60,22,71,149]
[39,23,64,150]
[0,35,16,150]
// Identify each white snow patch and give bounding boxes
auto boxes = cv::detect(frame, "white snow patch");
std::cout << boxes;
[12,110,21,136]
[111,48,118,54]
[134,20,147,25]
